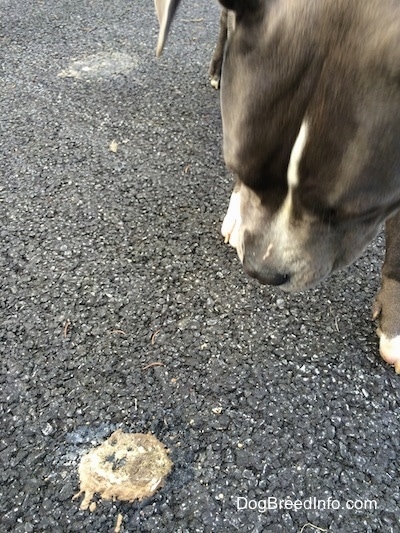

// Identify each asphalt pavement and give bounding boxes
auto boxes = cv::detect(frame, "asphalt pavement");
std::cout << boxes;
[1,1,400,531]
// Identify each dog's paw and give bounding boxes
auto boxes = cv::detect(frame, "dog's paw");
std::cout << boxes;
[376,328,400,373]
[373,277,400,373]
[209,58,222,90]
[210,74,220,90]
[221,190,241,249]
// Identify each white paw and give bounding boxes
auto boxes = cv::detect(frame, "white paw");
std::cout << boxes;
[377,328,400,373]
[210,76,220,90]
[221,190,241,249]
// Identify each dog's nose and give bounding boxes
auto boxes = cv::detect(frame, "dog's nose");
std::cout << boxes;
[243,255,289,286]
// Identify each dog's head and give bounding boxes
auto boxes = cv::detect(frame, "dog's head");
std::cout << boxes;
[155,0,400,291]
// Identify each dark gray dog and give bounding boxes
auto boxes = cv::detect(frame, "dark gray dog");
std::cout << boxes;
[154,0,400,373]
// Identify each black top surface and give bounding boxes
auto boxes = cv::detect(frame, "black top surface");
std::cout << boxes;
[1,1,399,532]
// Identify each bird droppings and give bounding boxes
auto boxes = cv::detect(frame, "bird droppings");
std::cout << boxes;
[73,430,173,511]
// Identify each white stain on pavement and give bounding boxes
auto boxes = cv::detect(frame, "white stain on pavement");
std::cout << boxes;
[58,51,139,79]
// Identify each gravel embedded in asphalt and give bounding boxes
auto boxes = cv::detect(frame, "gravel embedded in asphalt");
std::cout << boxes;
[1,1,400,532]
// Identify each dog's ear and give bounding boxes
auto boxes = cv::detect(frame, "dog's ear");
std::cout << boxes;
[154,0,181,57]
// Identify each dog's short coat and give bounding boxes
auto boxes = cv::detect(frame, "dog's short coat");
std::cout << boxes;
[154,0,400,372]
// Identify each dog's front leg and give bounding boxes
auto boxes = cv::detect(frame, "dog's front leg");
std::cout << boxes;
[373,213,400,372]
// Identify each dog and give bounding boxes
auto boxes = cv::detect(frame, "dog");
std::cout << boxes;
[154,0,400,373]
